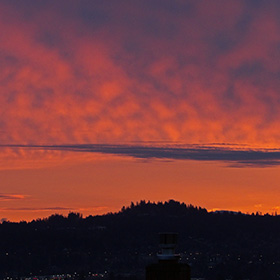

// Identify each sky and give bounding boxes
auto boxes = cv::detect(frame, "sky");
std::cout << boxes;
[1,0,280,221]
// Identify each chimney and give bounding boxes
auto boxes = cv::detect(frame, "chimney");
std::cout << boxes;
[157,233,180,261]
[146,233,191,280]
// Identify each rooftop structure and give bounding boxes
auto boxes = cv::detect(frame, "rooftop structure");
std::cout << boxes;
[146,233,191,280]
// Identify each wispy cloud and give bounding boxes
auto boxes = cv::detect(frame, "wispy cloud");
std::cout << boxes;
[0,206,107,212]
[0,194,26,201]
[1,143,280,167]
[0,207,73,212]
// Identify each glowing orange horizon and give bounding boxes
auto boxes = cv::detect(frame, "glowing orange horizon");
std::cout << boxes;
[1,1,280,222]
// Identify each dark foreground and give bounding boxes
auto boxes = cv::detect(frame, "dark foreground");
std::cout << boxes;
[1,200,280,280]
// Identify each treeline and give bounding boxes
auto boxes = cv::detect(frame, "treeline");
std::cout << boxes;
[0,200,280,279]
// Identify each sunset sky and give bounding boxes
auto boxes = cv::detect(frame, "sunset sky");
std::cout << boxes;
[1,0,280,221]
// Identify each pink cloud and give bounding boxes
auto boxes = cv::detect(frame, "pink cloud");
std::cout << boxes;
[1,0,280,154]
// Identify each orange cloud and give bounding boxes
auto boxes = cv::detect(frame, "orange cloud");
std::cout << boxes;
[0,194,26,201]
[1,0,280,167]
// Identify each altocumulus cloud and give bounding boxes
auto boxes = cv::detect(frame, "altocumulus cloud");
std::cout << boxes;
[1,1,280,147]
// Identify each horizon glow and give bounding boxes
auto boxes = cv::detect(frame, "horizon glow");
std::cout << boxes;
[1,0,280,221]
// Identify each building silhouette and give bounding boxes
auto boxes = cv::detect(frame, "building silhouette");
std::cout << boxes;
[146,233,191,280]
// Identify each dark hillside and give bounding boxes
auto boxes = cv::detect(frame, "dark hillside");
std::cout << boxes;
[0,200,280,280]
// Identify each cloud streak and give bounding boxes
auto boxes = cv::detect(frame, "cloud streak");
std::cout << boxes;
[1,144,280,167]
[0,194,26,201]
[0,207,73,212]
[0,206,107,212]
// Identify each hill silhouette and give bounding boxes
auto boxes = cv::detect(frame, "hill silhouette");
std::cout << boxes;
[1,200,280,280]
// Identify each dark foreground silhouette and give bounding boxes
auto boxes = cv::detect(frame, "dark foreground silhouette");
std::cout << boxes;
[1,200,280,280]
